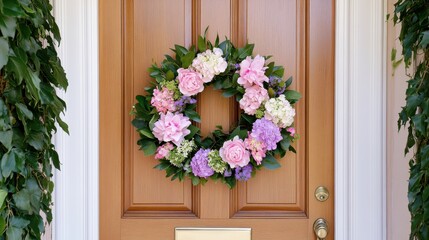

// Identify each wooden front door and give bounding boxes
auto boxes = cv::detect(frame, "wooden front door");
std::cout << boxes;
[99,0,334,239]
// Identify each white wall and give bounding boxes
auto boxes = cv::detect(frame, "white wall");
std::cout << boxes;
[386,0,411,239]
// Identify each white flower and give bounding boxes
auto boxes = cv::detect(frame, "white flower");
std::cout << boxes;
[192,47,228,83]
[264,95,295,128]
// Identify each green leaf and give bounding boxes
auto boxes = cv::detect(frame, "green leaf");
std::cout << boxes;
[0,217,5,235]
[222,88,236,98]
[280,138,291,151]
[10,217,30,228]
[0,14,16,38]
[181,51,195,68]
[16,103,33,120]
[185,125,199,140]
[237,44,254,59]
[56,116,69,134]
[285,90,302,102]
[0,189,7,207]
[1,151,15,178]
[27,131,44,150]
[6,55,27,84]
[0,130,13,150]
[198,36,206,52]
[185,110,201,123]
[0,37,9,70]
[6,226,23,240]
[25,71,41,101]
[13,190,31,212]
[262,155,281,170]
[139,128,155,139]
[192,176,200,186]
[420,31,429,48]
[140,140,156,156]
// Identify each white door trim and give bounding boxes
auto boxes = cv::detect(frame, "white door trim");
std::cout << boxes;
[335,0,387,239]
[51,0,387,239]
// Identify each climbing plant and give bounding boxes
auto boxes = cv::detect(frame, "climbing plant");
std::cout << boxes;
[392,0,429,239]
[0,0,68,239]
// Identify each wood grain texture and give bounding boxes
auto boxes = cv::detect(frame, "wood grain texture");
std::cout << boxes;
[100,0,335,238]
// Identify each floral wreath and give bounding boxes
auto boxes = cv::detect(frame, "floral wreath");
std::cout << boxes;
[132,31,301,188]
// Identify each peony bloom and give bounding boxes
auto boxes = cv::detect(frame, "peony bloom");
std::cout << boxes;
[191,149,214,178]
[244,134,267,165]
[155,143,174,160]
[177,68,205,96]
[235,165,253,181]
[251,118,282,151]
[192,48,227,83]
[152,112,191,146]
[239,85,269,115]
[237,55,269,88]
[264,95,296,128]
[287,127,296,137]
[219,136,250,168]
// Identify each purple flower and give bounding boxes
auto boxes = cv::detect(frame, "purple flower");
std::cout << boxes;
[174,96,197,112]
[251,118,282,150]
[268,76,286,95]
[191,149,214,178]
[234,63,241,69]
[224,169,232,177]
[235,165,253,181]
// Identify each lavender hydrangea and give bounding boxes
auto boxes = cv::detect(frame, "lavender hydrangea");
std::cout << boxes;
[235,165,253,181]
[191,149,214,178]
[251,118,282,150]
[174,96,197,112]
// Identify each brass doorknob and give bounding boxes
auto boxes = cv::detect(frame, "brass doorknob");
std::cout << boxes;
[313,218,328,240]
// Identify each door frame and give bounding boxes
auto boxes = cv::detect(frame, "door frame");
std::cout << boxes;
[51,0,387,239]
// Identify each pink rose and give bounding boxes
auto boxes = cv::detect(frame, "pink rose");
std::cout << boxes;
[287,127,296,137]
[177,68,205,96]
[152,112,191,146]
[237,55,269,88]
[155,143,174,159]
[219,136,250,168]
[239,85,269,115]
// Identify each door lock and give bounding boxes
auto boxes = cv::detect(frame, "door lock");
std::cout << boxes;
[314,186,329,202]
[313,218,328,240]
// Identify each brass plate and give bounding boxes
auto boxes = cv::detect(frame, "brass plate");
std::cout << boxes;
[175,228,251,240]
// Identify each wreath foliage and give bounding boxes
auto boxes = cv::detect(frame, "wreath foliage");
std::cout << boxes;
[132,31,300,188]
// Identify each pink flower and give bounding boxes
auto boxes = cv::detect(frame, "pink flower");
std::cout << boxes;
[287,127,296,137]
[177,68,205,96]
[155,143,174,159]
[152,112,191,146]
[244,134,267,165]
[237,55,269,88]
[219,136,250,168]
[239,85,269,115]
[150,87,176,114]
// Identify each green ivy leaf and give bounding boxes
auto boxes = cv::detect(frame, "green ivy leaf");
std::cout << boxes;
[0,14,16,37]
[16,103,33,120]
[0,130,13,150]
[13,190,31,212]
[6,226,23,240]
[1,151,15,178]
[420,31,429,48]
[0,217,5,235]
[0,37,9,70]
[262,155,281,170]
[25,71,41,101]
[0,189,7,207]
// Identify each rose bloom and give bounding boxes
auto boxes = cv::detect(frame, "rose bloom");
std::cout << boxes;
[237,55,269,88]
[155,143,174,160]
[219,136,250,168]
[152,112,191,146]
[287,127,296,137]
[177,68,205,96]
[239,85,269,115]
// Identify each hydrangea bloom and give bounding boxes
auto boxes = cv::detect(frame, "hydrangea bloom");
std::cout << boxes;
[239,85,269,115]
[152,112,191,146]
[151,87,176,114]
[166,139,196,167]
[264,95,296,128]
[235,165,253,181]
[192,48,227,83]
[161,80,181,100]
[190,149,214,178]
[237,55,269,88]
[219,136,250,168]
[155,143,174,160]
[244,134,267,165]
[251,118,282,150]
[177,68,205,96]
[208,150,227,173]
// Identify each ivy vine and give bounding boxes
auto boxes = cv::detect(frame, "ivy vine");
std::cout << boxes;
[0,0,68,239]
[392,0,429,238]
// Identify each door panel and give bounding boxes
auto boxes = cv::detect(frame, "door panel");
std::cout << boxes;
[100,0,334,239]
